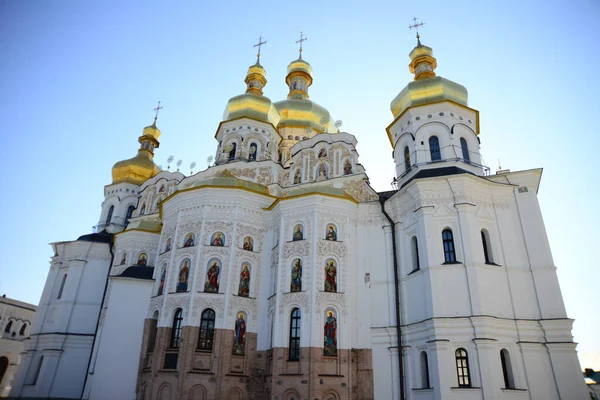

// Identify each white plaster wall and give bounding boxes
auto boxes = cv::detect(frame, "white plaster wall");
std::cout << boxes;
[87,277,153,400]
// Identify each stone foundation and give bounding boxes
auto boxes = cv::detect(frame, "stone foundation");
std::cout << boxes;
[137,320,374,399]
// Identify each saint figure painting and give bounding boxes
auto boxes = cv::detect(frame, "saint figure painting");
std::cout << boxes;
[137,253,147,266]
[165,238,172,252]
[238,263,251,297]
[157,267,166,296]
[293,224,303,241]
[204,259,220,293]
[177,259,190,292]
[323,310,337,356]
[210,232,225,246]
[326,224,337,241]
[243,236,253,251]
[233,312,246,356]
[183,233,195,247]
[290,259,302,292]
[324,259,337,292]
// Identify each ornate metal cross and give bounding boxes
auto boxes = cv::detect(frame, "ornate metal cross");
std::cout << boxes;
[296,32,307,54]
[253,36,267,58]
[153,101,163,123]
[408,17,425,36]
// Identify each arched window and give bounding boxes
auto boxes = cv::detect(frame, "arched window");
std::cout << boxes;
[57,274,68,299]
[170,309,183,348]
[460,138,470,163]
[411,236,420,272]
[198,309,216,351]
[147,312,158,353]
[420,351,430,389]
[105,205,114,226]
[249,143,258,161]
[455,348,471,387]
[288,308,301,361]
[125,205,135,225]
[20,323,27,336]
[228,142,237,161]
[481,230,493,264]
[501,349,515,389]
[4,321,12,333]
[429,136,441,161]
[404,146,411,171]
[442,229,456,263]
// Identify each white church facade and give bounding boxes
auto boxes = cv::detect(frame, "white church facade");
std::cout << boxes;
[9,37,588,400]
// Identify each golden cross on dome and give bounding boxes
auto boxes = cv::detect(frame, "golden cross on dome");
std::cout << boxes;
[153,101,163,124]
[253,36,267,59]
[296,32,307,56]
[408,17,425,38]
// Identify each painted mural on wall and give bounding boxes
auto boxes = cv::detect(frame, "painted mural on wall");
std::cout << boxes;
[291,259,302,292]
[177,259,190,292]
[137,253,147,266]
[164,238,172,252]
[233,312,246,356]
[243,236,254,251]
[325,224,337,241]
[183,233,195,247]
[157,267,166,296]
[325,259,337,292]
[293,225,303,241]
[344,160,352,175]
[204,259,221,293]
[323,310,337,356]
[238,263,251,297]
[210,232,225,246]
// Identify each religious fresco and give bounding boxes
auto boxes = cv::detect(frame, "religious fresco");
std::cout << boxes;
[293,224,304,241]
[183,233,195,247]
[177,259,190,292]
[159,185,165,193]
[164,238,172,252]
[157,267,166,296]
[290,258,302,292]
[140,203,146,215]
[293,169,301,184]
[324,259,337,292]
[120,252,127,265]
[137,253,147,266]
[232,312,247,356]
[243,236,254,251]
[210,232,225,246]
[238,263,251,297]
[204,258,221,293]
[318,148,327,158]
[317,163,328,179]
[325,224,337,241]
[344,160,353,175]
[323,309,337,356]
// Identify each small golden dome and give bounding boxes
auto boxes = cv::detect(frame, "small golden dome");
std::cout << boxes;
[142,123,161,140]
[275,98,331,132]
[222,58,281,126]
[287,57,312,76]
[111,150,161,186]
[390,38,468,118]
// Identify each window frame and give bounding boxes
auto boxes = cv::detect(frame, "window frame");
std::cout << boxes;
[288,308,301,361]
[455,348,471,387]
[420,351,430,389]
[460,137,470,163]
[442,229,457,263]
[197,308,216,352]
[411,236,420,272]
[169,309,183,349]
[429,136,441,161]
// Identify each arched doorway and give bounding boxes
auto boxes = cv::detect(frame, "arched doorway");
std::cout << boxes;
[0,356,9,385]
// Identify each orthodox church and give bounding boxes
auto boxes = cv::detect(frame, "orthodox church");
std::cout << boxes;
[10,35,588,400]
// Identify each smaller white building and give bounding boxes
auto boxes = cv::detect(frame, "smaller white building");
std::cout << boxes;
[0,295,36,397]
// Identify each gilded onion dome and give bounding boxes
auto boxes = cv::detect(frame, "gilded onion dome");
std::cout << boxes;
[274,55,331,133]
[111,122,161,185]
[222,58,280,126]
[390,36,469,118]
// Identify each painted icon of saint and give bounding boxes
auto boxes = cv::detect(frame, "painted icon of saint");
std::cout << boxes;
[165,238,172,252]
[177,260,189,292]
[183,233,195,247]
[323,310,337,356]
[243,236,253,251]
[204,260,220,293]
[318,164,327,179]
[210,232,224,246]
[326,225,337,241]
[290,259,302,292]
[157,268,166,296]
[238,264,251,297]
[233,312,246,356]
[159,185,165,193]
[344,160,352,175]
[293,169,301,184]
[293,225,303,241]
[318,148,327,158]
[137,253,147,266]
[140,204,146,215]
[325,260,337,293]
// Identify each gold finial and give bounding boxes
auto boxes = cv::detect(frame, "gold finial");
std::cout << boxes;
[153,101,163,125]
[408,17,425,44]
[253,35,267,62]
[296,31,307,58]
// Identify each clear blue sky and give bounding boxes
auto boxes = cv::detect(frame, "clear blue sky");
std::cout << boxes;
[1,0,598,365]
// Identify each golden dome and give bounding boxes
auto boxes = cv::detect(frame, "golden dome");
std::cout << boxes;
[111,122,161,185]
[390,38,468,118]
[112,150,161,186]
[222,59,281,127]
[275,56,330,132]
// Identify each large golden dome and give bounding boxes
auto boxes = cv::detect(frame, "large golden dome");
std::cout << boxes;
[390,38,468,118]
[111,123,161,185]
[275,56,331,133]
[222,59,280,127]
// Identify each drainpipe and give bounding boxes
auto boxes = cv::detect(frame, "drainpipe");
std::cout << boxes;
[379,195,405,400]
